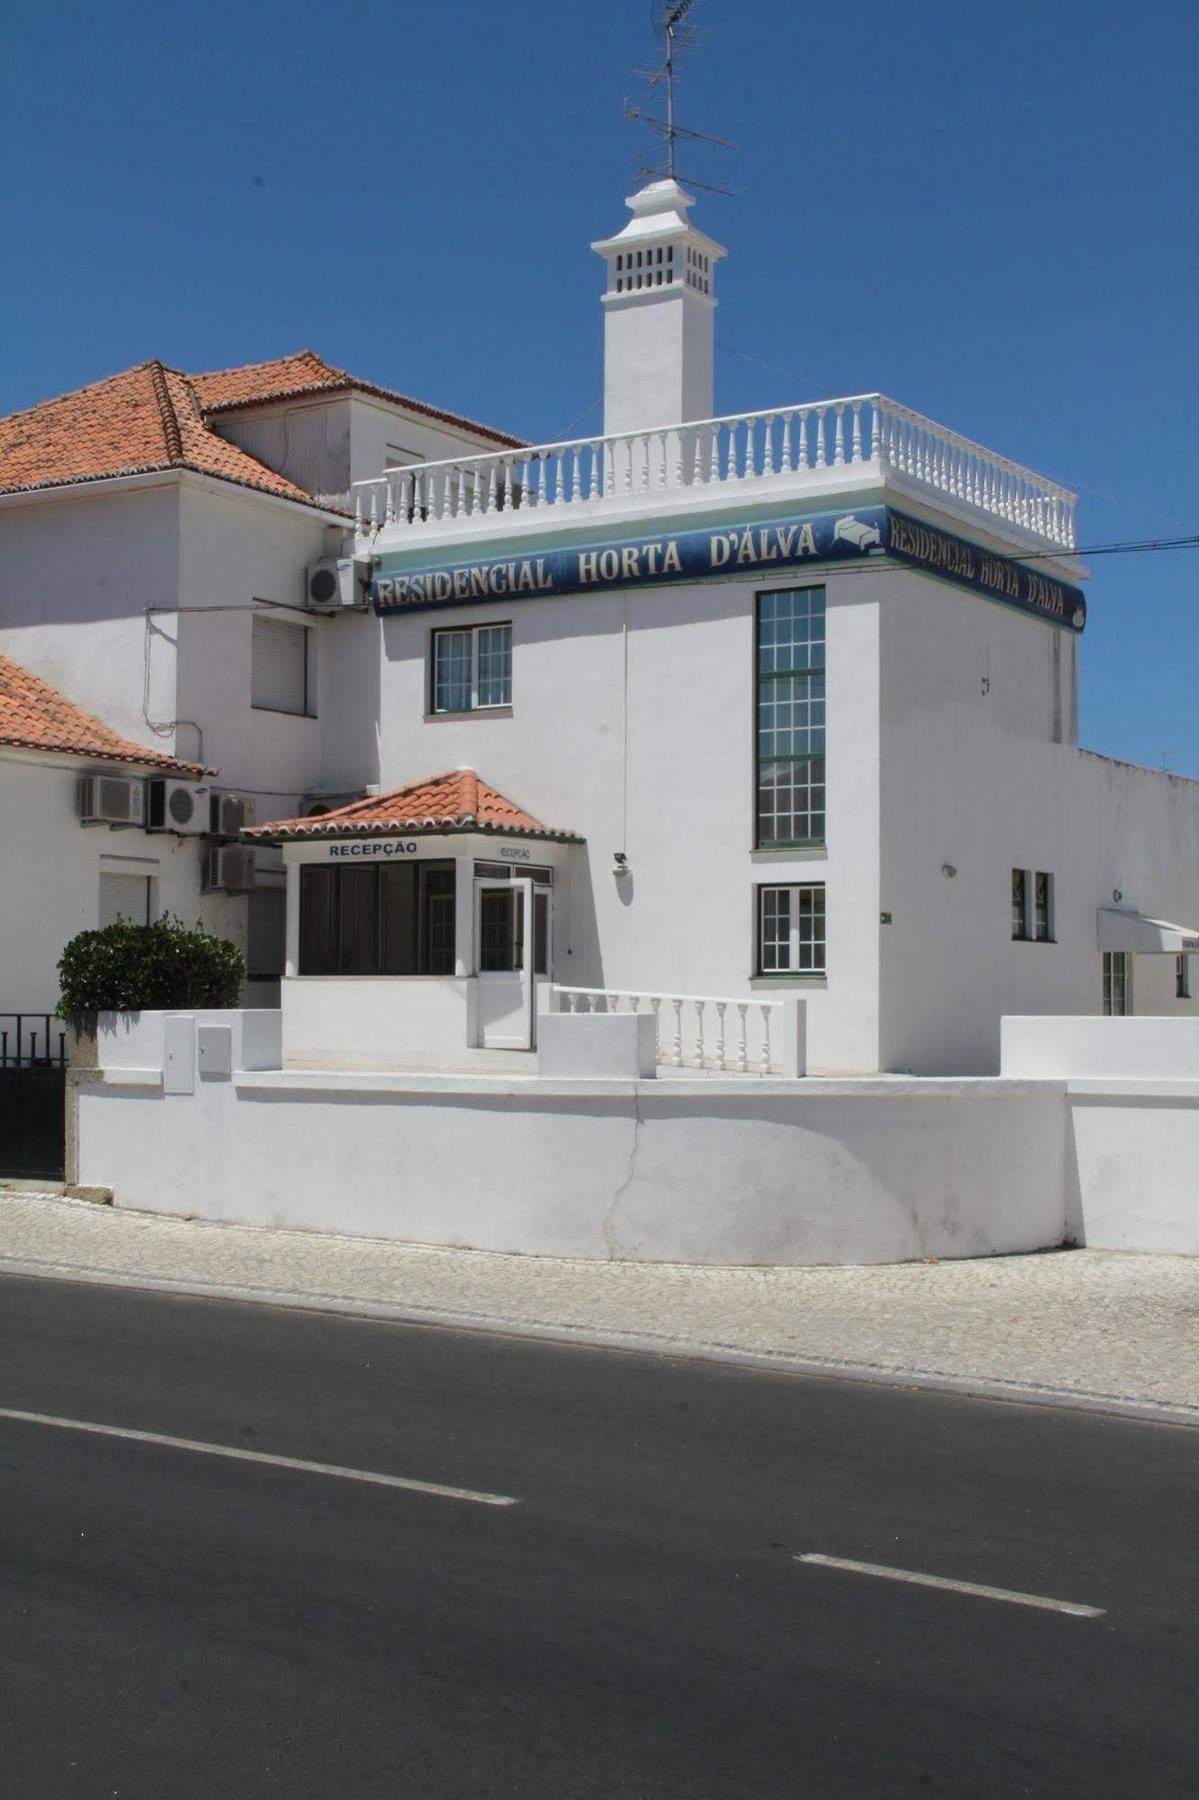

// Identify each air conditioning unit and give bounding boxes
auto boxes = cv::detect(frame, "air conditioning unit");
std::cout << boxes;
[146,778,211,834]
[305,557,369,612]
[203,846,256,893]
[79,774,145,828]
[209,791,257,837]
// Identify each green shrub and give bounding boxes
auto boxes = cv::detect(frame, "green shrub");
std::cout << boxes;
[56,914,245,1019]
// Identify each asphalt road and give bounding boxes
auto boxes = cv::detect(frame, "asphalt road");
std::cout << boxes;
[1,1274,1196,1799]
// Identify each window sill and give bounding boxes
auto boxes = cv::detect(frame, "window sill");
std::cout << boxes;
[750,973,828,986]
[751,843,827,857]
[424,707,513,722]
[252,704,317,720]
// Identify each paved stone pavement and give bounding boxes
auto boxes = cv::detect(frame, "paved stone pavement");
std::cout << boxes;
[1,1191,1196,1420]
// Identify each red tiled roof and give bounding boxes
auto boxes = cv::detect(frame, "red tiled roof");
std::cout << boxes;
[0,360,324,509]
[0,351,522,509]
[0,654,210,776]
[246,769,582,843]
[190,350,524,448]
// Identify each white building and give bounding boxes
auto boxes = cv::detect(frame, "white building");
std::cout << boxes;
[0,351,522,1008]
[0,654,224,1015]
[2,188,1196,1076]
[241,178,1198,1076]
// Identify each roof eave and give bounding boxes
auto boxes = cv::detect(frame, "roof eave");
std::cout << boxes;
[245,820,584,846]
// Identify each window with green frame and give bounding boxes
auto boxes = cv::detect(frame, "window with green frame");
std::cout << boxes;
[299,861,455,976]
[756,587,825,847]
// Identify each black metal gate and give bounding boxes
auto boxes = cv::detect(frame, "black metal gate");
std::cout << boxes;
[0,1013,68,1180]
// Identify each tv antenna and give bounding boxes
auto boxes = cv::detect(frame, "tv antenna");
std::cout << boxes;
[624,1,738,196]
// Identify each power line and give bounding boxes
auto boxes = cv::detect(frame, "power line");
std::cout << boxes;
[715,341,1195,533]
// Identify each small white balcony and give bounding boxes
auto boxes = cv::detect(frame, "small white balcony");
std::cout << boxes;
[353,394,1077,557]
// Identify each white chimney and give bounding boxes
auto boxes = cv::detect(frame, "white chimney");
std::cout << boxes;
[592,178,727,437]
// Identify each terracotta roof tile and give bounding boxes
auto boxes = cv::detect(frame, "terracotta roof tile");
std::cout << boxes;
[0,350,522,509]
[190,350,524,448]
[0,654,210,776]
[0,360,326,510]
[247,769,582,843]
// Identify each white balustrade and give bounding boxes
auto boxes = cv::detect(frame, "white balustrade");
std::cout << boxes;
[353,393,1076,553]
[550,986,786,1076]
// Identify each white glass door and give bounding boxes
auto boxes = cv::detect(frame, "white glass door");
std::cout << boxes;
[476,878,534,1049]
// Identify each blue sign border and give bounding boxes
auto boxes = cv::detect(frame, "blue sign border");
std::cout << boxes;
[373,504,1085,633]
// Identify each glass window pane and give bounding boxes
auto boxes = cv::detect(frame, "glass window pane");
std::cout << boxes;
[299,867,338,975]
[758,670,825,759]
[476,625,512,707]
[419,864,456,975]
[760,887,792,972]
[534,891,549,975]
[757,757,825,846]
[381,865,418,975]
[433,631,472,713]
[479,889,516,971]
[338,867,378,976]
[756,589,826,849]
[796,884,826,972]
[1012,870,1027,940]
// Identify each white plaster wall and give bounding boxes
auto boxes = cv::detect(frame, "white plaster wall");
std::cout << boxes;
[212,393,520,513]
[347,396,519,491]
[343,565,882,1073]
[281,975,482,1070]
[1066,1084,1199,1254]
[86,1008,281,1074]
[1002,1015,1199,1079]
[0,482,181,752]
[0,753,236,1013]
[603,291,714,435]
[175,483,329,803]
[878,572,1199,1074]
[76,1072,1067,1266]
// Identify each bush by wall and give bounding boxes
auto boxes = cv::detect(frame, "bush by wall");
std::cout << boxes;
[57,915,244,1019]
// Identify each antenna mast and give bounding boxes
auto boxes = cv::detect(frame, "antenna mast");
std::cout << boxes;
[625,1,738,196]
[663,0,689,177]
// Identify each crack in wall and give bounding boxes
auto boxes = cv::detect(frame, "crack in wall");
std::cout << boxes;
[601,1084,644,1259]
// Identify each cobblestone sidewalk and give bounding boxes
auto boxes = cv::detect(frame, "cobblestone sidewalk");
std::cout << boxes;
[1,1191,1196,1419]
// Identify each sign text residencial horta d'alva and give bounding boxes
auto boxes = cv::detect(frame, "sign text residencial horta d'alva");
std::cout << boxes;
[373,505,1086,633]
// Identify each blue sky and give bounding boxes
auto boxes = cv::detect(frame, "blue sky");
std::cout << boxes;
[2,0,1196,772]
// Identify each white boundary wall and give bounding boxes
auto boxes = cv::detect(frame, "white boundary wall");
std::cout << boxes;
[1003,1016,1199,1254]
[73,1058,1066,1267]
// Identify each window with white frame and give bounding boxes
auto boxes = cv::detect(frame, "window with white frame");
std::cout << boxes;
[252,615,314,716]
[755,588,825,847]
[757,884,826,975]
[1103,951,1131,1016]
[431,623,512,714]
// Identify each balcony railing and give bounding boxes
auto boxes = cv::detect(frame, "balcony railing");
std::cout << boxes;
[353,394,1077,550]
[550,985,788,1076]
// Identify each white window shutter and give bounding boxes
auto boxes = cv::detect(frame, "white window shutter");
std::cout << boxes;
[252,617,309,714]
[99,874,151,929]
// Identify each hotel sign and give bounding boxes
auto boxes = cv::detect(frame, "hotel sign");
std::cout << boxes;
[374,504,1086,633]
